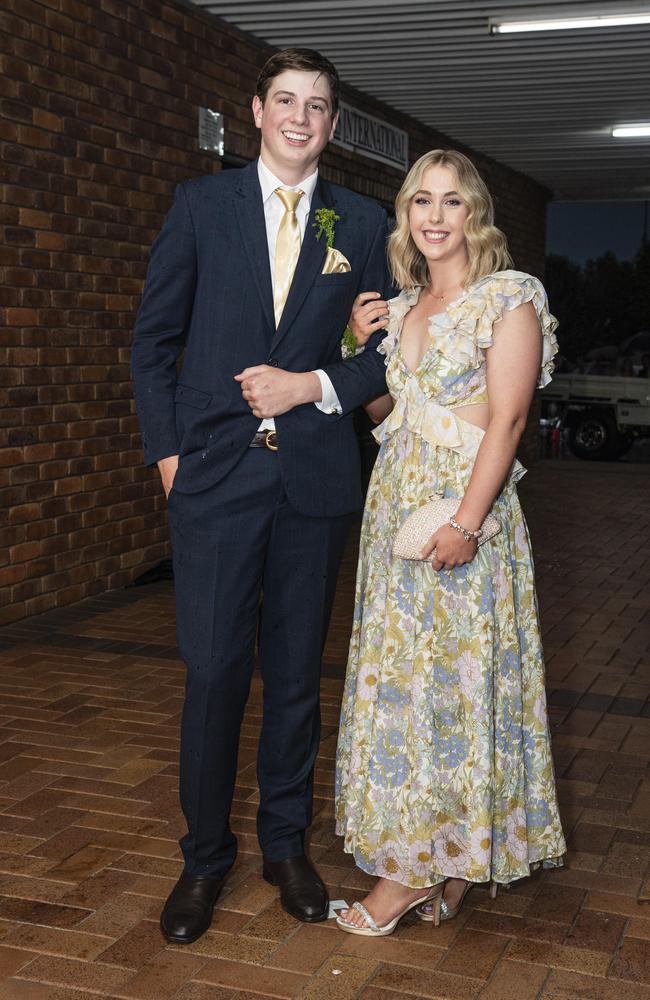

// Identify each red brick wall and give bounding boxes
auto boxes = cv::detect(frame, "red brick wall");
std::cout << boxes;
[1,0,549,623]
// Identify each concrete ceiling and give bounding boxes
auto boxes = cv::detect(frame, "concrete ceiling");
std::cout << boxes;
[187,0,650,200]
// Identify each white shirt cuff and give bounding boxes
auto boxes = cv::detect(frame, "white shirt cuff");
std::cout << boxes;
[313,369,342,415]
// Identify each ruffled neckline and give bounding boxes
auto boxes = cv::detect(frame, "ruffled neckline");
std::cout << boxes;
[377,286,419,359]
[378,270,559,388]
[379,278,483,365]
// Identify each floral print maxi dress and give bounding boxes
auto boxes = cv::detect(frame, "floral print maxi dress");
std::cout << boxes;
[335,270,566,889]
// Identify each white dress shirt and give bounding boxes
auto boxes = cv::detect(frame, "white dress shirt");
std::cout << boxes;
[256,157,342,432]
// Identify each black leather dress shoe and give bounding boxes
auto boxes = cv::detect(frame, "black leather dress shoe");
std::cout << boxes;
[160,871,225,943]
[262,855,329,923]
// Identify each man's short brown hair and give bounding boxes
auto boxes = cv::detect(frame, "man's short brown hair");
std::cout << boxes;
[256,47,340,115]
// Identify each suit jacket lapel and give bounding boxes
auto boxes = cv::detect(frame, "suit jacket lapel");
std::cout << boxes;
[234,161,275,332]
[270,176,333,351]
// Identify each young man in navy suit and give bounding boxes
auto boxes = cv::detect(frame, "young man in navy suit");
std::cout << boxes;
[132,48,391,943]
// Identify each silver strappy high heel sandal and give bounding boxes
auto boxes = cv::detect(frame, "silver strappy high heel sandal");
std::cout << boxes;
[336,883,444,936]
[416,880,498,922]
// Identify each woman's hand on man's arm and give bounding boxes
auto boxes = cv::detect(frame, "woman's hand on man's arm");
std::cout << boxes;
[349,291,389,346]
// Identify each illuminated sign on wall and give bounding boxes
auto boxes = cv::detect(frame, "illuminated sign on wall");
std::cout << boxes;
[333,102,408,172]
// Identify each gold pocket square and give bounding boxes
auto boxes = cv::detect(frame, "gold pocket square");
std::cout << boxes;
[321,247,351,274]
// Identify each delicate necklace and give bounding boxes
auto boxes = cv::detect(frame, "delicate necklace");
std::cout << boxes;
[425,283,462,303]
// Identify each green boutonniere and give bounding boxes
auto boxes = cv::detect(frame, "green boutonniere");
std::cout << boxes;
[313,208,358,358]
[313,207,340,248]
[340,326,359,358]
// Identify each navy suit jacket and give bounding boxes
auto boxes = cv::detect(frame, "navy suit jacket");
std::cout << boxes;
[131,160,392,517]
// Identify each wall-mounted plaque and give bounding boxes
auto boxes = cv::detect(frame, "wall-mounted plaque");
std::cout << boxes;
[333,102,408,172]
[198,108,224,155]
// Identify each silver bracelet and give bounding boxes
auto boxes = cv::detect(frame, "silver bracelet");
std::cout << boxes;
[449,515,483,542]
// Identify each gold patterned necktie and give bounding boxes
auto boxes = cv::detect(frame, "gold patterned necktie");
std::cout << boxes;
[273,187,304,326]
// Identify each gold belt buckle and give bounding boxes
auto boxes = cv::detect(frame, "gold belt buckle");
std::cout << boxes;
[264,430,278,452]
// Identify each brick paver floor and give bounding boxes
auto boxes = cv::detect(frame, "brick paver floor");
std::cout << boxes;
[0,458,648,1000]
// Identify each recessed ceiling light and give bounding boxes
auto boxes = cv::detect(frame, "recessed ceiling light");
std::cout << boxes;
[612,124,650,137]
[490,12,650,34]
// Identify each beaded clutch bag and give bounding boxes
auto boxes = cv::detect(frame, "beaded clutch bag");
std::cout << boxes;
[393,496,501,561]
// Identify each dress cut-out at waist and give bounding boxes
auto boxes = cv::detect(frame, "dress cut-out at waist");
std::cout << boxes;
[450,393,489,431]
[373,382,524,484]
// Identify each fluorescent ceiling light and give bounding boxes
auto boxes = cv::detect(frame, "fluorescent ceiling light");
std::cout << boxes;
[491,12,650,33]
[612,124,650,137]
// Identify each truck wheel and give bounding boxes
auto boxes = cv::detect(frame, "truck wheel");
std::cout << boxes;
[568,411,619,460]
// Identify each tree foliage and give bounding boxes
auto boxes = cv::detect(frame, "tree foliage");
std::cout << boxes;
[545,244,650,360]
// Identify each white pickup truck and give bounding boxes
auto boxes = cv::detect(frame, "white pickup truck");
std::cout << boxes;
[539,372,650,460]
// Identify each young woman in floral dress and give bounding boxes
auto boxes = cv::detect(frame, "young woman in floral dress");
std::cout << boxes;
[335,150,566,937]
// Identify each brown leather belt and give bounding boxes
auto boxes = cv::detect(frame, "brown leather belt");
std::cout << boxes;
[249,430,278,451]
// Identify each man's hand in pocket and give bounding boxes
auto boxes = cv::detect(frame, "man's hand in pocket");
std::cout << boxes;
[157,455,179,498]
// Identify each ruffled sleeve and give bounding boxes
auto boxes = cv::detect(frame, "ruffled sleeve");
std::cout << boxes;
[430,270,559,388]
[470,270,559,387]
[376,287,419,361]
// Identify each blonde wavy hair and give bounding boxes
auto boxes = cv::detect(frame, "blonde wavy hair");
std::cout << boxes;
[388,149,513,290]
